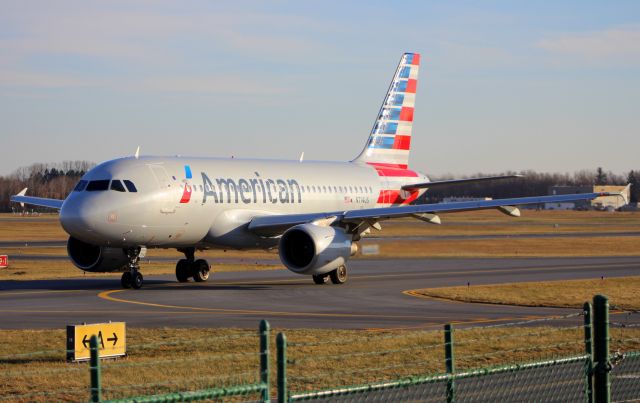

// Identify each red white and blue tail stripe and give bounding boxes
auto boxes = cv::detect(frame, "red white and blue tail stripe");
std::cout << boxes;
[352,52,424,206]
[353,52,419,169]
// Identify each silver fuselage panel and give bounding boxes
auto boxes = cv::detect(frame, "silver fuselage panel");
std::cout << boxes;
[60,156,427,249]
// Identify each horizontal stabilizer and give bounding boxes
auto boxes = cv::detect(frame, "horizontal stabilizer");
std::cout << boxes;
[402,174,523,190]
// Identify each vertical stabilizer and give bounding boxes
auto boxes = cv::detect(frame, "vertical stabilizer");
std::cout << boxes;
[352,53,420,169]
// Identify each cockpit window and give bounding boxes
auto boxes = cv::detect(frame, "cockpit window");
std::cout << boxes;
[123,180,137,192]
[73,180,88,192]
[110,180,126,192]
[86,180,110,191]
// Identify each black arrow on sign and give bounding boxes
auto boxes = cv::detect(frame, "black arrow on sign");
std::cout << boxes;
[82,334,90,349]
[107,333,118,346]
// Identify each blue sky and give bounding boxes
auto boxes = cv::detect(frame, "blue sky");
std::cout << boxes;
[1,1,639,176]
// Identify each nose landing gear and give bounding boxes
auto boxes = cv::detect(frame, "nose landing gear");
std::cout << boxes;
[176,247,211,284]
[121,247,144,289]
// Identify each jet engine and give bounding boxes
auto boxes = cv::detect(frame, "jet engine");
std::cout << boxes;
[67,237,129,272]
[279,224,357,275]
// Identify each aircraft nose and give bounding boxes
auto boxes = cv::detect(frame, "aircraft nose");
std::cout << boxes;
[60,195,100,240]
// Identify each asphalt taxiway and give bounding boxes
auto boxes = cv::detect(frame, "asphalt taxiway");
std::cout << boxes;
[1,256,638,329]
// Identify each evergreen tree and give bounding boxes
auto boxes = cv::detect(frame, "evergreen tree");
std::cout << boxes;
[595,167,607,185]
[628,170,638,204]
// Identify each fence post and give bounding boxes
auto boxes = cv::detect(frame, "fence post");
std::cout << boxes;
[593,295,610,403]
[584,302,594,403]
[260,320,271,403]
[444,323,455,403]
[277,332,288,403]
[89,335,101,403]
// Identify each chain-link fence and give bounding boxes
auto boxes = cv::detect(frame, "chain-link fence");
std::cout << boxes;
[282,296,640,402]
[1,296,639,402]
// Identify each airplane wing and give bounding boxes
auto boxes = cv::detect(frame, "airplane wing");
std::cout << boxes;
[248,192,617,237]
[401,174,523,190]
[10,188,64,210]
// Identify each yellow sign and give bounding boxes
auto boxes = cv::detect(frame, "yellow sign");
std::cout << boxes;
[66,322,126,361]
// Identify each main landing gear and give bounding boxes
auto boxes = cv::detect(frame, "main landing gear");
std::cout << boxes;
[312,264,348,285]
[175,247,211,283]
[121,247,144,289]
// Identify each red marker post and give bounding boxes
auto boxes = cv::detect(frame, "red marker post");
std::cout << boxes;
[0,255,8,269]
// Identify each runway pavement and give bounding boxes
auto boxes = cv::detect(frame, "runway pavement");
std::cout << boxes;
[0,256,638,330]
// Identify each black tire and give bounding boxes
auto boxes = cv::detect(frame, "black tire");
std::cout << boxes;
[329,265,348,284]
[121,272,132,289]
[312,274,328,284]
[192,259,210,282]
[132,272,144,289]
[176,259,191,282]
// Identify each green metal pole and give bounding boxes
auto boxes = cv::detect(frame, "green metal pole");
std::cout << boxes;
[584,302,594,403]
[90,335,102,403]
[277,332,287,403]
[593,295,610,403]
[444,323,455,403]
[259,320,271,403]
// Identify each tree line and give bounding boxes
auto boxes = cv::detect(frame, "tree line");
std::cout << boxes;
[0,161,94,212]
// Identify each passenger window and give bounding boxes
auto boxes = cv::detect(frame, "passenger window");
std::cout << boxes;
[86,180,110,191]
[110,180,126,192]
[123,180,138,192]
[74,180,88,192]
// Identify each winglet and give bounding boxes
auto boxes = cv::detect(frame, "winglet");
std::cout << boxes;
[135,146,140,159]
[17,188,27,207]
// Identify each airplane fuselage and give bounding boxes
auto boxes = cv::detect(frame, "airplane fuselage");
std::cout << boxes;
[60,156,427,250]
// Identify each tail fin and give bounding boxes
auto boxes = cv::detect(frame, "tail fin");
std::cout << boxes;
[352,52,420,169]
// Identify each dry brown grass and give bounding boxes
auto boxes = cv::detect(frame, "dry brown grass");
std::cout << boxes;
[1,325,638,401]
[376,236,640,257]
[412,276,640,310]
[0,216,65,241]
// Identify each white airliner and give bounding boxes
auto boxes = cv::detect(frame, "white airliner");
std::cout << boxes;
[11,53,613,289]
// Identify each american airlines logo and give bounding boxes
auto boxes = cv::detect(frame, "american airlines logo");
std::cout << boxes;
[200,172,302,204]
[179,165,193,204]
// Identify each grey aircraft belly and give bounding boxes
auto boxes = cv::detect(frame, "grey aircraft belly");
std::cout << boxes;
[10,52,619,289]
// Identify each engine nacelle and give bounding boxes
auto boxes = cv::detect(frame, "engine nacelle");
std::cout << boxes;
[67,237,129,273]
[279,224,356,275]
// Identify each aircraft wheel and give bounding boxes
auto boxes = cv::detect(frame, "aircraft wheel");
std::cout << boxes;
[131,272,144,289]
[121,272,133,289]
[312,274,329,285]
[176,259,191,282]
[192,259,210,282]
[330,265,348,284]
